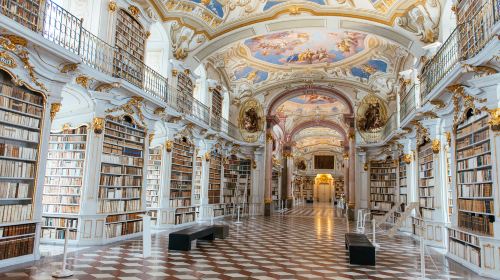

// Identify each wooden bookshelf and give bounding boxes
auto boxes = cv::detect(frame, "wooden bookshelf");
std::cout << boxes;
[271,169,280,201]
[418,141,435,220]
[0,0,41,32]
[223,156,238,205]
[208,149,222,204]
[0,75,44,261]
[193,156,202,206]
[146,146,161,226]
[238,159,251,208]
[399,156,407,206]
[177,72,194,96]
[335,178,344,201]
[99,116,145,238]
[169,137,196,225]
[114,9,146,87]
[369,160,397,217]
[211,88,223,130]
[455,112,494,236]
[41,125,88,241]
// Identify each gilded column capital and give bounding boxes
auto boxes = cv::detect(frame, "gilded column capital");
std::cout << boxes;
[50,103,61,121]
[92,117,105,134]
[165,140,173,152]
[432,139,441,154]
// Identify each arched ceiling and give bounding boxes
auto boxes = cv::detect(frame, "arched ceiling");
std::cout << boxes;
[293,127,345,155]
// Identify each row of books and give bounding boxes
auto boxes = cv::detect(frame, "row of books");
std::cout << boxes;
[419,178,434,187]
[47,160,84,168]
[105,121,145,138]
[102,154,143,167]
[370,181,396,187]
[0,182,30,199]
[0,204,32,222]
[171,165,193,173]
[370,168,397,174]
[369,163,394,168]
[41,228,77,240]
[42,195,79,205]
[99,175,142,186]
[0,97,43,117]
[457,199,494,214]
[0,124,39,142]
[448,239,481,267]
[458,183,493,198]
[41,217,78,229]
[419,187,434,197]
[44,177,82,186]
[420,169,433,177]
[0,236,35,260]
[0,142,37,160]
[49,135,87,142]
[458,212,494,236]
[0,223,35,238]
[370,194,395,202]
[419,197,435,208]
[101,165,142,175]
[46,168,82,176]
[370,174,396,180]
[48,143,85,151]
[44,187,81,196]
[100,188,141,199]
[104,137,143,151]
[104,131,144,145]
[171,174,193,181]
[456,141,489,158]
[169,198,192,207]
[457,154,491,170]
[448,228,480,246]
[106,212,143,223]
[42,205,78,214]
[0,159,36,178]
[0,109,40,128]
[105,220,143,238]
[457,169,492,183]
[0,85,43,105]
[370,187,394,194]
[48,151,85,160]
[456,115,488,138]
[98,200,141,213]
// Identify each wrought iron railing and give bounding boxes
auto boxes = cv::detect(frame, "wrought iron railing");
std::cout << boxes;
[0,0,248,142]
[420,0,500,101]
[400,85,416,122]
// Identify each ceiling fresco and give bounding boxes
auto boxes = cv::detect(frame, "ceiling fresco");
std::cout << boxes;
[234,66,269,84]
[244,31,367,66]
[293,128,345,154]
[277,94,349,116]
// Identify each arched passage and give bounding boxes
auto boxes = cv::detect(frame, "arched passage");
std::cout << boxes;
[286,120,348,145]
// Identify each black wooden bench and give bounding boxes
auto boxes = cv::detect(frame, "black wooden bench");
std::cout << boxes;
[168,224,229,251]
[345,233,375,265]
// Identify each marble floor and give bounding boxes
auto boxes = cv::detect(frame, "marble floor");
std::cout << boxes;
[0,204,488,279]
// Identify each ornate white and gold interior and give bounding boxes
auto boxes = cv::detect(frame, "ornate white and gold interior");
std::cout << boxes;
[0,0,500,278]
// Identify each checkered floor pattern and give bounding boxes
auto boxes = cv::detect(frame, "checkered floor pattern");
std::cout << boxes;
[0,204,486,279]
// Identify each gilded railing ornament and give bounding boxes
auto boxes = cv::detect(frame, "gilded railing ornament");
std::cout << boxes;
[448,84,488,131]
[50,103,61,121]
[105,96,146,126]
[430,100,445,109]
[204,152,211,161]
[402,154,412,164]
[92,117,105,134]
[171,69,178,77]
[165,140,173,152]
[95,82,120,92]
[154,108,165,115]
[432,139,441,154]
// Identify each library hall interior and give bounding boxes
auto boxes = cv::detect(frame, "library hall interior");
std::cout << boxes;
[0,0,500,279]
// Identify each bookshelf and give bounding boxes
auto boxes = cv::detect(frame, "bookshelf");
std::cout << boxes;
[271,169,280,202]
[0,76,44,262]
[99,115,145,239]
[169,137,196,225]
[455,112,494,236]
[41,125,88,241]
[399,156,407,206]
[369,160,397,217]
[208,149,222,205]
[176,73,194,113]
[193,156,202,206]
[418,141,435,220]
[0,0,41,32]
[146,146,161,226]
[335,178,344,201]
[223,156,238,206]
[114,9,146,87]
[238,159,251,211]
